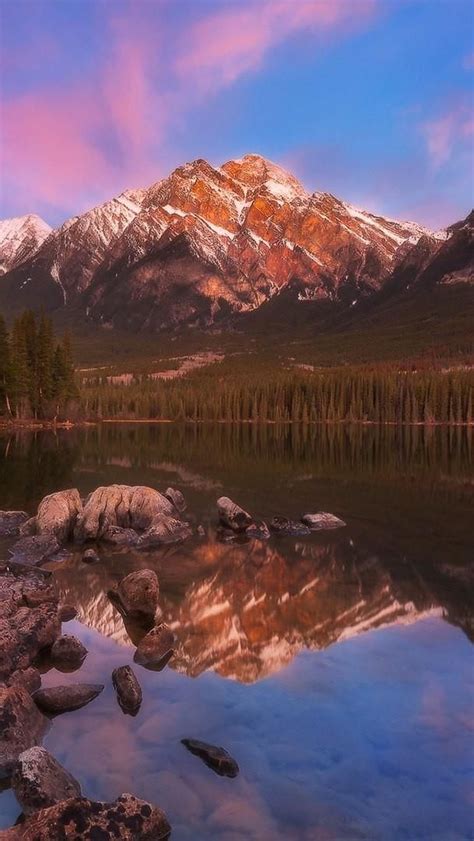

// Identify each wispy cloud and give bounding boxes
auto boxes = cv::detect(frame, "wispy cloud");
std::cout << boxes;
[421,101,474,168]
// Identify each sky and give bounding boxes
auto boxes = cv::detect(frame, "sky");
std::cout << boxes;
[1,0,473,230]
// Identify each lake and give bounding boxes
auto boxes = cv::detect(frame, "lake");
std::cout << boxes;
[0,423,473,840]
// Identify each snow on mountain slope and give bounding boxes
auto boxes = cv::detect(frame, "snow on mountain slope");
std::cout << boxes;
[0,154,449,328]
[0,214,51,275]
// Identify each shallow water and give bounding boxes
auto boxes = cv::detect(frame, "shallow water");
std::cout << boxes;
[0,423,473,839]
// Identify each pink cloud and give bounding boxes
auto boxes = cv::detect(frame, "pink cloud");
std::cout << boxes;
[463,51,474,70]
[176,0,378,93]
[421,101,474,168]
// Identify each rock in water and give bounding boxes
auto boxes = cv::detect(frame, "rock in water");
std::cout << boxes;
[217,496,253,532]
[8,535,60,566]
[74,484,174,542]
[270,516,311,537]
[164,487,187,513]
[301,511,346,530]
[181,739,239,777]
[102,525,139,546]
[116,569,160,619]
[12,746,81,815]
[112,665,142,716]
[136,514,192,547]
[134,624,175,669]
[245,520,271,540]
[58,604,77,622]
[50,635,87,671]
[35,489,83,543]
[3,792,171,840]
[0,684,50,778]
[0,510,29,537]
[82,547,100,563]
[33,684,103,715]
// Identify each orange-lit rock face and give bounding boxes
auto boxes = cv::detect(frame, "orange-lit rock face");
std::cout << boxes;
[3,153,441,328]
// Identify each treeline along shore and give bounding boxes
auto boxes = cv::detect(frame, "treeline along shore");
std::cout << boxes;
[1,312,473,426]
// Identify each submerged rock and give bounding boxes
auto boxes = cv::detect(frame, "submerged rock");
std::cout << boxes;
[74,484,174,542]
[8,535,60,566]
[116,569,160,620]
[181,738,239,777]
[0,684,50,778]
[270,516,311,537]
[134,623,175,669]
[12,746,81,815]
[301,511,347,530]
[3,792,171,840]
[112,665,142,716]
[217,496,253,532]
[36,489,83,543]
[81,547,100,563]
[245,520,271,540]
[136,514,192,547]
[0,510,29,537]
[58,604,77,622]
[33,684,103,715]
[50,635,87,671]
[165,487,187,513]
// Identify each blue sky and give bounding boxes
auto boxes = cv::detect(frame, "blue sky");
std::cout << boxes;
[1,0,473,228]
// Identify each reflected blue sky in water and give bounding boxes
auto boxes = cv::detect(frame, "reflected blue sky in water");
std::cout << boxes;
[2,618,472,840]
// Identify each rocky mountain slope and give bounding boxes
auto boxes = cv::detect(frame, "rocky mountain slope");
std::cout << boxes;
[0,214,51,275]
[1,154,462,331]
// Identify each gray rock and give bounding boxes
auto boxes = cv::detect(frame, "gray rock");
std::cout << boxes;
[50,635,87,671]
[12,746,81,815]
[181,738,239,777]
[217,496,253,532]
[164,487,186,513]
[136,514,192,547]
[33,684,104,715]
[0,684,50,778]
[8,535,60,566]
[134,623,175,669]
[74,484,174,542]
[36,489,83,543]
[0,510,29,537]
[301,511,347,530]
[116,569,159,619]
[270,516,311,537]
[82,547,100,563]
[112,665,142,716]
[4,792,171,840]
[19,517,37,537]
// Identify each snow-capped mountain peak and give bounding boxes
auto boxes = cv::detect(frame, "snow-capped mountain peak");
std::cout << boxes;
[0,213,51,275]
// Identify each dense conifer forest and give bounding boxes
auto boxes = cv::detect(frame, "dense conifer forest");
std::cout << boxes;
[0,312,77,420]
[0,311,472,425]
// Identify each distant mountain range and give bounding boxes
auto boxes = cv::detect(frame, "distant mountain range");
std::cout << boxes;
[0,154,472,332]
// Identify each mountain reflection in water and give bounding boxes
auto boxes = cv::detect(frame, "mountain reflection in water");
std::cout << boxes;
[0,423,472,840]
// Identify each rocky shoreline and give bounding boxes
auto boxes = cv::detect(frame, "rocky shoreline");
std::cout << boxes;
[0,484,345,838]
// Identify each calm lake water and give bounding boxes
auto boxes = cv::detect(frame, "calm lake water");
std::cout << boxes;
[0,423,473,840]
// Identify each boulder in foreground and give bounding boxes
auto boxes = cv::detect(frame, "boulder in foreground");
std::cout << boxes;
[181,738,239,777]
[112,665,142,716]
[2,792,171,840]
[217,496,253,532]
[74,484,175,542]
[116,569,159,620]
[12,746,81,815]
[35,489,83,543]
[301,512,346,530]
[134,623,175,669]
[33,683,103,715]
[0,684,49,778]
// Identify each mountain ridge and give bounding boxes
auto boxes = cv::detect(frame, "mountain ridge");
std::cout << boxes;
[0,154,471,333]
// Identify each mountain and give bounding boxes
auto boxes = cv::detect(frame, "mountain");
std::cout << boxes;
[0,154,453,331]
[0,214,51,275]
